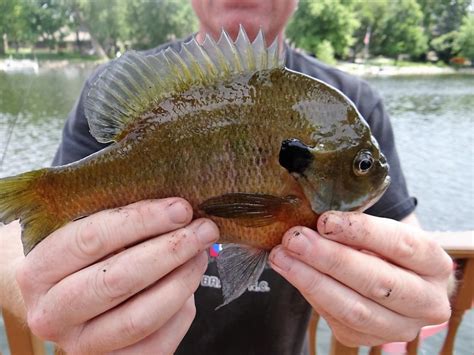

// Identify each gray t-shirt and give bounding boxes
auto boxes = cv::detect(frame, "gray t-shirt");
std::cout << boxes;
[53,40,416,355]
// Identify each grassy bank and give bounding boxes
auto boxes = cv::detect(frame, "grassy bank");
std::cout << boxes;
[336,57,473,76]
[0,51,102,62]
[1,51,472,76]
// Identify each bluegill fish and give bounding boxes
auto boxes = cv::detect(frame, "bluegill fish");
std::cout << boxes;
[0,27,390,305]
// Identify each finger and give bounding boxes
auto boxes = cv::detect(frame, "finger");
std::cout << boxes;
[73,253,206,354]
[317,211,453,277]
[19,198,193,289]
[321,312,392,347]
[281,227,449,320]
[112,295,196,355]
[269,246,423,342]
[36,219,217,330]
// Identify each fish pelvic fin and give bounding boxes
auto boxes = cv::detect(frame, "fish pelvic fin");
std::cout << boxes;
[199,193,300,228]
[215,244,268,309]
[84,26,284,144]
[0,169,64,255]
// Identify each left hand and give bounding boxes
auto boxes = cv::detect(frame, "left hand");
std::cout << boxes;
[269,211,453,346]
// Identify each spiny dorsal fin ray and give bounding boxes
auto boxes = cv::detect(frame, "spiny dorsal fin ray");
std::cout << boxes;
[84,26,284,143]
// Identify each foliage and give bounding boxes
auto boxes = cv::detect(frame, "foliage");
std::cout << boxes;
[126,0,197,50]
[0,0,471,63]
[0,0,35,53]
[28,0,71,50]
[431,31,460,62]
[454,15,474,60]
[287,0,359,58]
[377,0,428,59]
[418,0,471,62]
[315,40,336,65]
[0,0,196,58]
[352,0,390,57]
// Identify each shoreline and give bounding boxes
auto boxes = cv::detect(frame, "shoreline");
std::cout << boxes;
[1,58,473,77]
[336,62,474,77]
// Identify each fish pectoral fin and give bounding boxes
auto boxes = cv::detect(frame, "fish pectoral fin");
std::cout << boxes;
[198,193,300,227]
[215,244,268,309]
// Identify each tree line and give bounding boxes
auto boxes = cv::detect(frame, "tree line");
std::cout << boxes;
[0,0,473,64]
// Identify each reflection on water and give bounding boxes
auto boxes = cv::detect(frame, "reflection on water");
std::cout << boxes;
[0,68,473,354]
[367,75,474,231]
[0,67,93,176]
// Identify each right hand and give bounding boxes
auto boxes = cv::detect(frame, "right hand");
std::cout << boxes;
[16,198,219,354]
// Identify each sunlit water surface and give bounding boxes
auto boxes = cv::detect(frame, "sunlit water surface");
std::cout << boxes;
[0,68,473,354]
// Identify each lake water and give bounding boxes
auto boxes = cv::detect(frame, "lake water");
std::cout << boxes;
[0,67,473,353]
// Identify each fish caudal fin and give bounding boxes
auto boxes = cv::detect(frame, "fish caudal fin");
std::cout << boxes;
[0,169,62,255]
[215,244,268,309]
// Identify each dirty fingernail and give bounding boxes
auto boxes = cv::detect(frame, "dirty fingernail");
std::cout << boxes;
[270,247,293,272]
[167,200,190,224]
[196,220,219,244]
[286,229,311,256]
[321,212,343,235]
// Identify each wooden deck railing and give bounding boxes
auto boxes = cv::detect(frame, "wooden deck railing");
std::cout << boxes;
[2,232,473,355]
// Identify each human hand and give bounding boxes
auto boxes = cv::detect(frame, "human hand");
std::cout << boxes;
[16,198,219,354]
[269,211,452,346]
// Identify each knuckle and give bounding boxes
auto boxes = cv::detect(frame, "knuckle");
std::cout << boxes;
[393,228,418,259]
[168,228,195,265]
[124,206,149,236]
[332,330,360,347]
[439,252,454,278]
[340,302,372,329]
[398,325,420,342]
[367,272,396,300]
[427,299,452,324]
[73,219,106,259]
[94,263,136,301]
[324,247,346,274]
[183,298,197,321]
[27,309,59,340]
[301,271,324,296]
[15,261,31,291]
[121,313,153,341]
[179,265,202,295]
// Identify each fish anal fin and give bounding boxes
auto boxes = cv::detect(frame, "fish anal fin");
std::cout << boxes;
[215,244,268,309]
[198,193,300,227]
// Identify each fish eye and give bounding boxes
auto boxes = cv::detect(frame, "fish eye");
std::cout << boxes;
[353,150,374,176]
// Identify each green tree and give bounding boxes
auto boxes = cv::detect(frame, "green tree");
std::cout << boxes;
[286,0,359,59]
[0,0,36,54]
[454,14,474,61]
[28,0,70,52]
[352,0,390,58]
[377,0,428,59]
[65,0,128,58]
[126,0,197,50]
[418,0,471,62]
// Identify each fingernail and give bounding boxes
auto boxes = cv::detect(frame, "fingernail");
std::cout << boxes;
[321,212,343,235]
[196,220,219,244]
[270,247,293,272]
[286,229,311,256]
[167,200,190,224]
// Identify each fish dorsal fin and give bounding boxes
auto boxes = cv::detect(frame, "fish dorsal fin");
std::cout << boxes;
[84,26,284,143]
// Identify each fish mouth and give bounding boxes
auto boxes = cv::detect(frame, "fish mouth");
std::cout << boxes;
[314,174,391,214]
[356,175,391,212]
